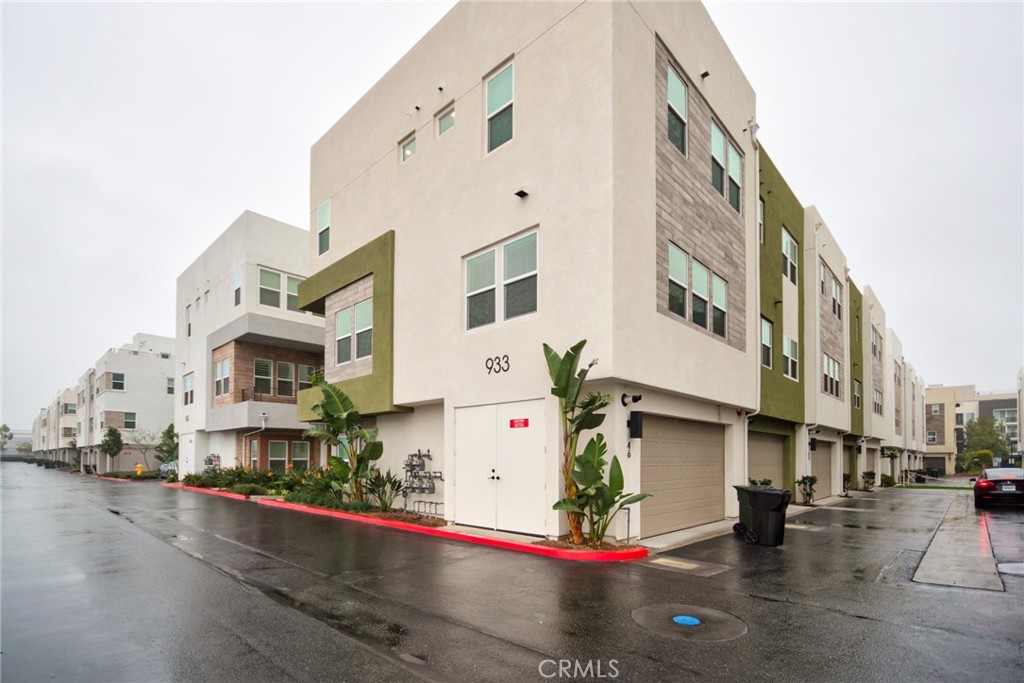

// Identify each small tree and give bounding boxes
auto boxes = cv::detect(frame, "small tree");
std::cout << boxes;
[99,427,124,467]
[0,423,12,454]
[154,423,178,463]
[129,428,161,470]
[963,417,1009,461]
[302,376,382,503]
[16,441,32,455]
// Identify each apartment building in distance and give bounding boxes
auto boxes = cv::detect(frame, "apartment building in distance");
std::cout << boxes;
[75,334,176,474]
[30,386,79,464]
[175,211,324,475]
[297,1,761,541]
[925,384,1020,470]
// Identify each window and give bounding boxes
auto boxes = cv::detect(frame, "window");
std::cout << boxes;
[854,380,862,409]
[466,232,537,330]
[400,134,416,162]
[124,412,136,430]
[873,389,884,415]
[831,277,843,320]
[286,276,303,312]
[931,404,940,415]
[760,318,773,368]
[822,353,841,398]
[486,62,513,152]
[691,260,709,329]
[268,441,287,473]
[183,373,194,406]
[871,326,882,359]
[214,359,231,397]
[250,440,259,470]
[956,413,964,426]
[298,365,315,392]
[355,299,373,359]
[711,122,741,212]
[63,403,76,415]
[927,431,937,444]
[259,269,281,307]
[111,373,125,391]
[711,122,725,192]
[438,106,455,136]
[335,308,353,364]
[233,268,242,306]
[167,378,174,395]
[820,262,827,295]
[667,65,687,154]
[277,362,294,397]
[317,201,330,255]
[712,275,728,337]
[668,243,688,318]
[781,228,798,284]
[292,442,310,471]
[783,335,798,380]
[186,304,192,337]
[727,142,742,212]
[254,359,273,394]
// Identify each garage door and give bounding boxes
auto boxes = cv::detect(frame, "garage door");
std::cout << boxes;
[641,416,725,538]
[748,432,785,488]
[811,442,833,498]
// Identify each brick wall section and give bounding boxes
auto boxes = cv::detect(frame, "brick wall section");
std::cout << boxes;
[818,260,844,400]
[926,404,945,444]
[212,341,322,407]
[654,40,746,352]
[324,275,374,383]
[235,429,322,470]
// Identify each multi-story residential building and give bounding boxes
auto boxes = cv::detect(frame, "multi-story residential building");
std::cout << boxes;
[297,1,760,541]
[979,391,1018,463]
[924,384,962,475]
[748,147,805,493]
[31,387,79,463]
[801,207,850,498]
[844,278,866,486]
[76,334,176,474]
[175,211,324,475]
[927,384,1019,470]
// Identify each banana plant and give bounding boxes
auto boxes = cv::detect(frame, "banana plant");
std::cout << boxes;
[553,434,649,547]
[303,376,383,503]
[543,339,612,545]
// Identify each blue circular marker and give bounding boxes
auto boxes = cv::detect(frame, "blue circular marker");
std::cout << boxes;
[672,615,701,626]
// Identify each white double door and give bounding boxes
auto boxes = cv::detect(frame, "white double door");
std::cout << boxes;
[454,399,546,536]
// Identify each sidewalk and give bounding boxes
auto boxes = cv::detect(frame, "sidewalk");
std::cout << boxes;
[912,491,1003,591]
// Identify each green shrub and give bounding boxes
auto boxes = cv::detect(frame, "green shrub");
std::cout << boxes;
[181,472,217,488]
[285,490,344,509]
[796,475,818,504]
[104,471,134,479]
[231,483,269,496]
[364,469,403,512]
[861,471,876,491]
[880,474,896,487]
[749,478,773,487]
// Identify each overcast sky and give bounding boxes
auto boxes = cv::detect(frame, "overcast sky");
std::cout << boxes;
[2,1,1021,430]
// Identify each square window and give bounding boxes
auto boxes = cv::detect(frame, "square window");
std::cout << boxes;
[111,373,125,391]
[466,232,538,330]
[486,63,514,152]
[259,269,281,307]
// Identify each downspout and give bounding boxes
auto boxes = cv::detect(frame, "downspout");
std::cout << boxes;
[743,118,762,486]
[241,413,268,468]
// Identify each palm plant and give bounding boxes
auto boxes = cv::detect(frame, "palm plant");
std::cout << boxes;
[303,376,383,503]
[543,339,611,545]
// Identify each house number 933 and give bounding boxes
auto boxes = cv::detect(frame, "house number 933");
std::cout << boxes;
[485,355,510,374]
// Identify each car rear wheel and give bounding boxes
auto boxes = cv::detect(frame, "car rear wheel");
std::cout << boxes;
[974,497,986,509]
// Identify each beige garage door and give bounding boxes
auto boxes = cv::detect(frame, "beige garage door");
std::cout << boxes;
[748,432,785,488]
[641,416,725,538]
[811,442,833,497]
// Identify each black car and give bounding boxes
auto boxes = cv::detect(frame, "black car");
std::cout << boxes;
[971,468,1024,509]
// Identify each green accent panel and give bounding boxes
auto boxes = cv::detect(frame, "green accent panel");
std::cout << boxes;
[749,417,799,492]
[295,231,408,418]
[758,147,805,423]
[848,280,865,437]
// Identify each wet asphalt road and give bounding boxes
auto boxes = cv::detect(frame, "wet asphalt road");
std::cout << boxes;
[2,464,1022,683]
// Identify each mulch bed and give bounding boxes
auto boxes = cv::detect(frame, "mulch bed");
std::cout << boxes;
[534,537,643,552]
[366,510,448,527]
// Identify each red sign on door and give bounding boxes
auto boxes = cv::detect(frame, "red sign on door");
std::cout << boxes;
[509,418,530,429]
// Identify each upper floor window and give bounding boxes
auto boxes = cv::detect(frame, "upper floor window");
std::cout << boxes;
[466,232,537,330]
[930,404,940,415]
[820,262,827,294]
[822,353,841,398]
[486,62,514,152]
[853,380,862,409]
[214,359,231,397]
[757,198,764,244]
[182,373,195,406]
[711,121,742,212]
[437,105,455,136]
[691,260,709,329]
[783,335,799,380]
[277,362,295,398]
[711,275,728,338]
[233,267,242,306]
[254,359,273,394]
[124,412,137,430]
[831,277,843,320]
[62,403,76,415]
[167,378,174,395]
[668,243,688,318]
[872,389,883,415]
[355,299,373,359]
[260,269,281,307]
[400,133,416,162]
[781,227,798,284]
[335,308,353,364]
[298,365,315,392]
[185,304,192,337]
[317,201,331,255]
[335,298,374,362]
[871,326,882,359]
[287,276,302,312]
[760,318,773,368]
[927,430,937,444]
[667,65,687,154]
[111,373,125,391]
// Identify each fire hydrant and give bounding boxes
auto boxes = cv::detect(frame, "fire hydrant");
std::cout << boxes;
[135,463,143,477]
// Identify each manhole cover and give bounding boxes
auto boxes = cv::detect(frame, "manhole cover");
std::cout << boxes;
[631,604,747,641]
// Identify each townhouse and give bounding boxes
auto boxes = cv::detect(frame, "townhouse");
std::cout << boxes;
[30,387,79,464]
[926,385,1019,470]
[175,211,324,475]
[75,334,176,474]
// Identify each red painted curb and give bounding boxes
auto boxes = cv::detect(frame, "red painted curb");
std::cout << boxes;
[95,475,160,483]
[257,498,647,562]
[162,483,249,501]
[96,475,133,483]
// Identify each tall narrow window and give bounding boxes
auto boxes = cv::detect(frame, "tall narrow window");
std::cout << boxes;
[214,359,231,396]
[761,318,773,368]
[727,142,742,212]
[854,380,863,409]
[711,122,725,192]
[277,362,294,397]
[781,228,798,284]
[182,373,194,406]
[185,305,192,337]
[167,378,174,395]
[233,268,242,306]
[250,440,259,470]
[400,134,416,162]
[831,277,843,320]
[268,441,287,473]
[758,198,764,244]
[503,232,537,320]
[292,442,310,471]
[335,308,353,364]
[785,337,799,380]
[486,63,513,152]
[354,299,373,359]
[259,269,281,307]
[437,106,455,136]
[667,66,687,154]
[712,275,728,337]
[254,359,273,395]
[691,260,709,329]
[298,365,315,392]
[668,243,688,318]
[287,276,302,312]
[466,250,496,329]
[317,201,330,255]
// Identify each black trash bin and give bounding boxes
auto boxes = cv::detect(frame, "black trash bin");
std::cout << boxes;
[734,486,791,546]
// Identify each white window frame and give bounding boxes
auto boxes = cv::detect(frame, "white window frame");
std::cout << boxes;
[214,359,231,397]
[727,141,742,213]
[259,268,282,308]
[437,105,455,136]
[317,200,330,255]
[111,372,125,391]
[831,276,843,320]
[758,198,764,244]
[335,308,353,365]
[761,318,772,368]
[291,441,310,471]
[781,227,798,284]
[167,377,174,395]
[927,431,937,444]
[711,274,728,338]
[854,379,862,409]
[298,365,315,392]
[668,242,688,319]
[691,259,709,330]
[254,359,273,395]
[268,440,287,473]
[783,335,799,380]
[183,373,195,406]
[486,62,514,153]
[465,231,538,330]
[250,439,259,470]
[930,404,940,415]
[185,304,192,337]
[354,298,373,360]
[124,412,136,430]
[287,276,303,312]
[277,362,295,398]
[400,133,416,162]
[233,267,242,307]
[667,64,688,155]
[873,389,884,415]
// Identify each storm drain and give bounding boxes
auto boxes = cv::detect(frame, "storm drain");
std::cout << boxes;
[631,604,747,642]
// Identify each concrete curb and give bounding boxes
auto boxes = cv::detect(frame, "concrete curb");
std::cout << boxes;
[257,498,648,562]
[161,483,250,501]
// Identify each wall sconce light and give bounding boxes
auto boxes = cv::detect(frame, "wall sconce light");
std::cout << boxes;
[514,186,529,198]
[621,393,642,407]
